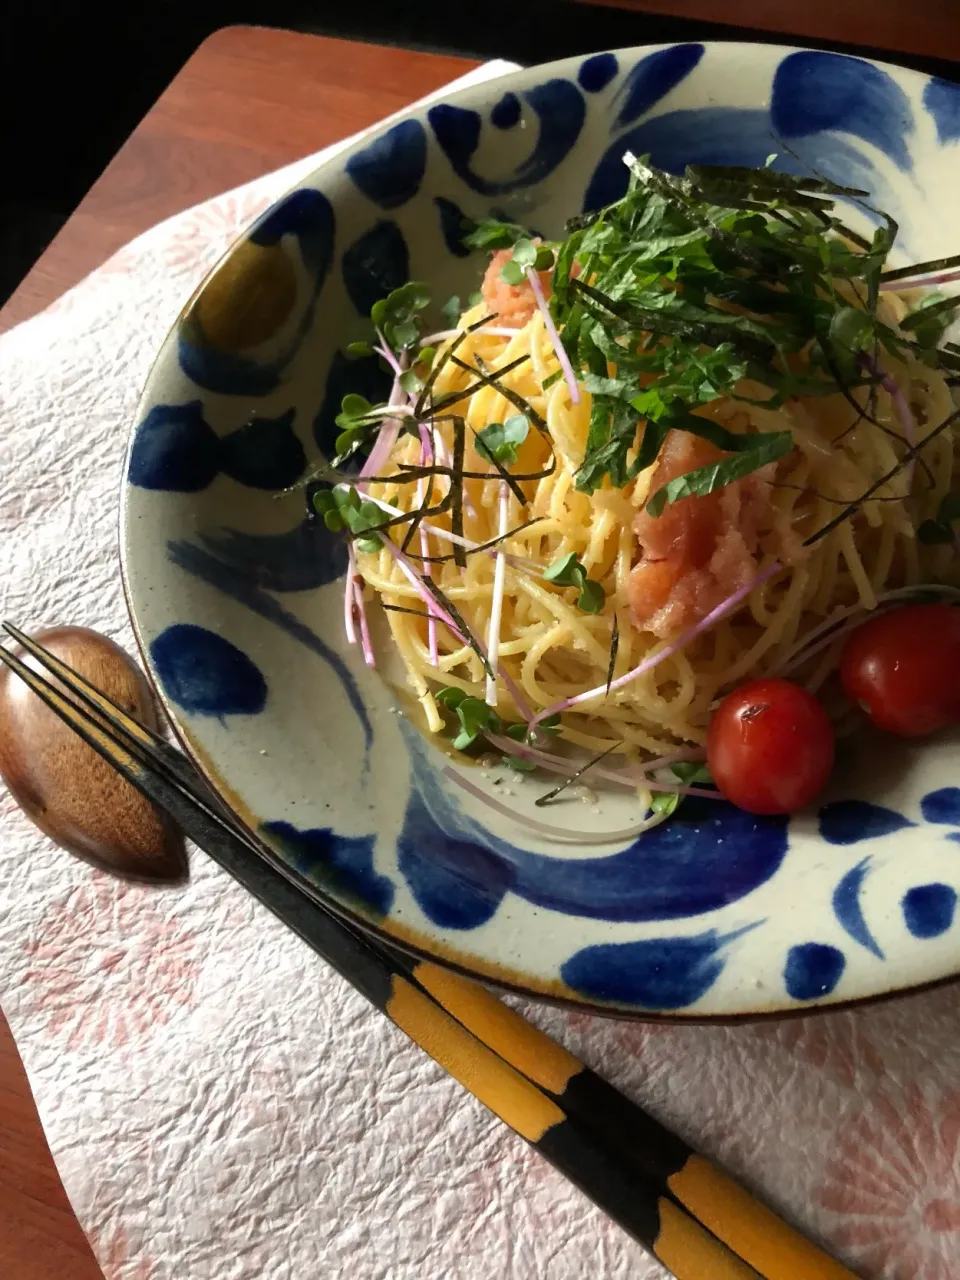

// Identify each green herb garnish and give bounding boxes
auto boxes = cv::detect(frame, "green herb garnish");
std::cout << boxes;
[439,293,481,328]
[313,486,390,550]
[345,340,374,360]
[441,295,462,327]
[918,492,960,545]
[462,218,531,251]
[398,369,424,395]
[529,151,956,519]
[435,686,537,757]
[650,791,681,818]
[645,431,794,516]
[648,760,714,818]
[371,281,431,351]
[670,761,713,786]
[332,393,400,463]
[435,687,491,749]
[543,553,606,614]
[503,753,538,772]
[475,414,530,465]
[499,238,555,285]
[451,696,497,750]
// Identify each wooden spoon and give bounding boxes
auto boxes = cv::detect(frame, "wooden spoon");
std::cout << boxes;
[0,626,187,883]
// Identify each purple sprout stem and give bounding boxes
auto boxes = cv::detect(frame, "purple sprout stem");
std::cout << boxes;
[525,267,580,405]
[528,562,782,734]
[443,767,675,844]
[483,733,717,796]
[879,269,960,292]
[420,327,519,345]
[416,423,439,665]
[358,351,410,492]
[378,534,533,721]
[858,352,917,493]
[344,546,359,646]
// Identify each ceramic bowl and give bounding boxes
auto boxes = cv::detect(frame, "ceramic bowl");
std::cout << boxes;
[121,43,960,1019]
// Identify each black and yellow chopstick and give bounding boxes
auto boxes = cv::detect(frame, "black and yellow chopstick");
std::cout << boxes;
[0,624,858,1280]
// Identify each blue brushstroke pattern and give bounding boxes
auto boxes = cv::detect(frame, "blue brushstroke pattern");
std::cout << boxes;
[578,53,618,94]
[832,857,884,958]
[428,79,585,196]
[217,409,306,490]
[263,820,393,914]
[584,108,891,215]
[902,884,958,938]
[167,539,372,752]
[434,196,473,258]
[562,928,753,1009]
[345,119,427,210]
[613,44,704,128]
[398,791,514,929]
[397,730,788,924]
[784,943,846,1001]
[150,623,267,717]
[771,52,913,172]
[924,78,960,145]
[179,189,335,396]
[509,799,787,921]
[196,514,348,593]
[177,340,287,400]
[128,402,220,492]
[129,403,307,493]
[341,220,410,318]
[491,93,521,129]
[921,787,960,826]
[250,187,334,275]
[314,349,393,457]
[819,799,915,845]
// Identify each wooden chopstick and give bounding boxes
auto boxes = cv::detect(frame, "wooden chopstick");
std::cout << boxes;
[0,624,859,1280]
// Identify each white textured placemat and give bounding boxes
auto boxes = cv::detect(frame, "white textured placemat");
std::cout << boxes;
[2,57,960,1280]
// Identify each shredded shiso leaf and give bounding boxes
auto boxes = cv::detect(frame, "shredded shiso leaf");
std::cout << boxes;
[300,153,959,824]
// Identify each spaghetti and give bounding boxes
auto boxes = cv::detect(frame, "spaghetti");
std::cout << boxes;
[356,301,958,756]
[320,158,960,806]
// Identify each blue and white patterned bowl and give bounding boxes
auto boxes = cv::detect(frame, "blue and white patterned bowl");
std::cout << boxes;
[121,43,960,1018]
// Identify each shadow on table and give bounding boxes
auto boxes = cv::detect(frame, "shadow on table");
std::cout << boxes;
[0,0,958,308]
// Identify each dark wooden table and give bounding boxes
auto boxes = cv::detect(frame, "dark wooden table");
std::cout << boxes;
[582,0,960,64]
[0,28,479,335]
[0,27,480,1277]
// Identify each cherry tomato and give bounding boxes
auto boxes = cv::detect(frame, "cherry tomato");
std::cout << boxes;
[839,603,960,737]
[707,678,835,815]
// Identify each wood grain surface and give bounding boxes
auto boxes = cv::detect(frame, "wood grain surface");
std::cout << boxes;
[0,27,479,335]
[580,0,960,63]
[0,628,186,883]
[0,26,480,1278]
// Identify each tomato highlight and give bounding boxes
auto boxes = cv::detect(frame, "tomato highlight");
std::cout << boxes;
[707,677,835,815]
[839,603,960,737]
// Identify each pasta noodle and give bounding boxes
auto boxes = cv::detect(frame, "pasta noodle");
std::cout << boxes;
[355,299,959,760]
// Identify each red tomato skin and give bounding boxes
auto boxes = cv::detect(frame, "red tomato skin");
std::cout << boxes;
[839,604,960,737]
[707,678,835,815]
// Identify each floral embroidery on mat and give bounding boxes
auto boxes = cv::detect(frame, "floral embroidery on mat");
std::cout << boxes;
[22,873,199,1051]
[815,1084,960,1279]
[90,1223,156,1280]
[558,1008,678,1057]
[750,1010,886,1090]
[161,188,278,270]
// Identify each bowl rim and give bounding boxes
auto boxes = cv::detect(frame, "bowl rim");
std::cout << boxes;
[119,38,960,1021]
